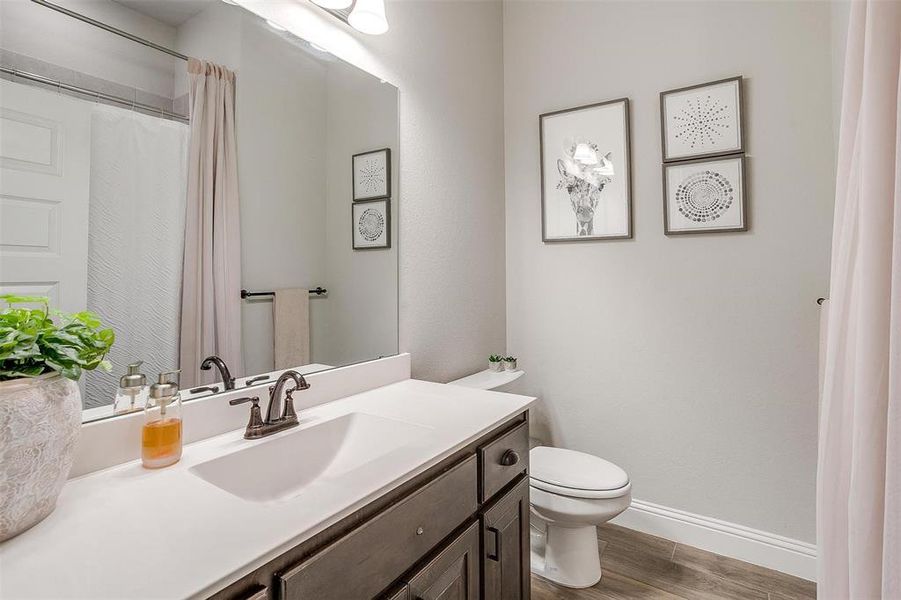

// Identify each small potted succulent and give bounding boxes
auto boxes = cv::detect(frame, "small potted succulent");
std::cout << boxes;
[488,354,504,372]
[502,356,518,371]
[0,295,114,541]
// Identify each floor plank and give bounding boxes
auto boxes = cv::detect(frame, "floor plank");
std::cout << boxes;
[672,543,816,600]
[598,525,768,600]
[532,523,815,600]
[532,570,684,600]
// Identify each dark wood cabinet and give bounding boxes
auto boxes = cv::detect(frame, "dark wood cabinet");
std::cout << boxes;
[278,457,477,600]
[482,477,531,600]
[407,522,480,600]
[212,413,530,600]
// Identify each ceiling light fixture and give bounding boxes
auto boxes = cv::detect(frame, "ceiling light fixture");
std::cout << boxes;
[348,0,388,35]
[310,0,353,9]
[266,19,287,32]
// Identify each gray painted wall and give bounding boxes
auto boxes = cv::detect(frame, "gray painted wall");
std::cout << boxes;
[503,0,838,543]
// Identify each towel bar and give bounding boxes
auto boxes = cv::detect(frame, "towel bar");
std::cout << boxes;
[241,288,327,299]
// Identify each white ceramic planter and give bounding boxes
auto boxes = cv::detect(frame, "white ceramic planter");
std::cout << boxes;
[503,359,517,371]
[0,373,81,542]
[488,361,503,372]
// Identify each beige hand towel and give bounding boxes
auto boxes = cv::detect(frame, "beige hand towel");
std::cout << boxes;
[273,288,310,370]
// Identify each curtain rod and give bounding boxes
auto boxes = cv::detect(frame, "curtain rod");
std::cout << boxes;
[30,0,190,62]
[1,67,189,122]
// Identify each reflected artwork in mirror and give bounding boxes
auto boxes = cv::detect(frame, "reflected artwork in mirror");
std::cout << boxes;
[0,0,399,422]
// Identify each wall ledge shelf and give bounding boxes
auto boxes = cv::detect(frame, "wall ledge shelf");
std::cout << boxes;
[448,369,524,391]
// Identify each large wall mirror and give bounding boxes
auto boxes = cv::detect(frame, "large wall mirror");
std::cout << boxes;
[0,0,399,422]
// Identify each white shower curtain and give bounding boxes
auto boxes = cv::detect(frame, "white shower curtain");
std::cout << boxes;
[85,106,189,407]
[179,59,244,387]
[817,1,901,598]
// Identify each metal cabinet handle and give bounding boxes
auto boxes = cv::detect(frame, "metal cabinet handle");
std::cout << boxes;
[487,525,501,562]
[500,449,520,466]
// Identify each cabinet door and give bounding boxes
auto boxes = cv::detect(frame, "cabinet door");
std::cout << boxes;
[407,522,480,600]
[482,477,530,600]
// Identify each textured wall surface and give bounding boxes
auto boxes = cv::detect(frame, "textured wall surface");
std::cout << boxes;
[243,0,507,382]
[503,0,837,543]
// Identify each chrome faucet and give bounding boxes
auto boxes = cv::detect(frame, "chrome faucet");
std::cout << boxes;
[230,370,310,439]
[200,355,235,390]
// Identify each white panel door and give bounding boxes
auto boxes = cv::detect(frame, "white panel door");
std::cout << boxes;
[0,80,91,312]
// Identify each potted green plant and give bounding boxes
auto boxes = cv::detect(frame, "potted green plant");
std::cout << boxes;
[502,356,518,371]
[0,295,114,542]
[488,354,503,372]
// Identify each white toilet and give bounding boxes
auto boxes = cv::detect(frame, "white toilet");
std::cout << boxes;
[529,446,632,588]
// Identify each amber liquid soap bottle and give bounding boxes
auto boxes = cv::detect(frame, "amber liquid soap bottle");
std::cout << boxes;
[142,370,183,469]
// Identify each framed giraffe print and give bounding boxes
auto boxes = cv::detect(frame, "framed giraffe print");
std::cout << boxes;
[352,148,391,201]
[660,76,744,162]
[539,97,633,242]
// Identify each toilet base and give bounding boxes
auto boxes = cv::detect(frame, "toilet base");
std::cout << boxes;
[530,517,602,588]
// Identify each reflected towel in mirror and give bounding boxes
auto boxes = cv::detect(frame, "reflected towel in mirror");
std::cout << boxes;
[273,289,310,370]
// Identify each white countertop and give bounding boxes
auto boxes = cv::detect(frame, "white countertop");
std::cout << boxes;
[0,379,535,600]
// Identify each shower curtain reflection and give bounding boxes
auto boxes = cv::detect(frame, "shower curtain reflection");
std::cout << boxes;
[84,106,189,408]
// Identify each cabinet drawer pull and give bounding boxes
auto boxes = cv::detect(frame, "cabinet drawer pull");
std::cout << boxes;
[486,525,501,562]
[416,526,424,536]
[500,450,519,466]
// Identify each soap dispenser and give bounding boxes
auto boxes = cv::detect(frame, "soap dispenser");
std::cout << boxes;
[113,361,148,415]
[142,370,183,469]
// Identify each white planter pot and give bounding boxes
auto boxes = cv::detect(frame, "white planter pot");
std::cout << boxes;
[0,373,81,542]
[503,359,517,371]
[489,361,503,372]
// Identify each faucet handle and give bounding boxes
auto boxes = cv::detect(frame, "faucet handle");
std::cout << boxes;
[230,396,264,438]
[229,396,259,407]
[282,389,298,422]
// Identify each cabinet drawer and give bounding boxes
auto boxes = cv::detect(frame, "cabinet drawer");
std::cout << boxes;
[479,421,529,502]
[279,455,478,600]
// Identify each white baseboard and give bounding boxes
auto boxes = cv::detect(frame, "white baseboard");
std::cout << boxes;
[611,498,817,582]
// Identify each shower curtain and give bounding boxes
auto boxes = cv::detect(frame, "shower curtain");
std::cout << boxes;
[817,0,901,597]
[85,106,189,407]
[179,59,243,388]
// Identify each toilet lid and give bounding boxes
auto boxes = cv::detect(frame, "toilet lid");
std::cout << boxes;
[530,446,629,492]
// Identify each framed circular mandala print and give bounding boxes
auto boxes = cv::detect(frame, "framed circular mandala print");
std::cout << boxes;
[352,199,391,249]
[663,155,747,235]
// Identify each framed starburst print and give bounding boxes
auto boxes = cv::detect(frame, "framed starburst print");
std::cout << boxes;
[660,77,744,162]
[352,148,391,201]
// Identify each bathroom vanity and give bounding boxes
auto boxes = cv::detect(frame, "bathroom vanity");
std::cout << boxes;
[216,415,531,600]
[0,357,536,600]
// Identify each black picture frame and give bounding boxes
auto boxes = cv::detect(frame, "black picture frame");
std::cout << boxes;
[539,97,633,242]
[352,198,391,250]
[352,148,392,201]
[662,154,748,235]
[660,76,745,163]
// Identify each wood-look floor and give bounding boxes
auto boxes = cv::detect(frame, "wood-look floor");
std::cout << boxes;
[531,524,816,600]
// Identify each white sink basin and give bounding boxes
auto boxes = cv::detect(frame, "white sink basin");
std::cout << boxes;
[190,412,432,502]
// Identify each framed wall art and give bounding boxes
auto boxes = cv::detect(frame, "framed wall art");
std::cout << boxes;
[660,76,744,162]
[539,97,632,242]
[663,155,747,235]
[352,148,391,201]
[352,199,391,249]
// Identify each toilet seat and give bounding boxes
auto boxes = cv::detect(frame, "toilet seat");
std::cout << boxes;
[530,477,631,499]
[530,446,631,499]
